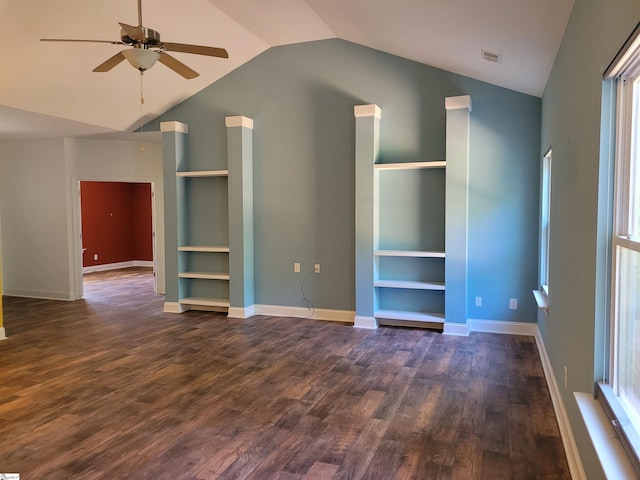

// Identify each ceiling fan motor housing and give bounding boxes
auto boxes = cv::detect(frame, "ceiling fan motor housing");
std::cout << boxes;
[121,26,160,46]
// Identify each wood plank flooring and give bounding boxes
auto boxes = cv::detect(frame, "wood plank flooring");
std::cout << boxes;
[0,268,570,479]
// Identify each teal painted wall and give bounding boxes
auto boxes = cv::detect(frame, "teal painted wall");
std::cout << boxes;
[541,1,640,477]
[150,39,540,318]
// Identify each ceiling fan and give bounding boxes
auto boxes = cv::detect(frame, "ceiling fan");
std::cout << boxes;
[40,0,228,79]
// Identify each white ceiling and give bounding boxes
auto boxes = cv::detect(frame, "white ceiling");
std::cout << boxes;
[0,0,574,140]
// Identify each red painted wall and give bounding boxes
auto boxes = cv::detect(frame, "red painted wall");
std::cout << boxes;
[81,182,152,267]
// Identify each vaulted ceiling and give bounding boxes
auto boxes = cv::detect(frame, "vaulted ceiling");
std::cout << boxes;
[0,0,574,140]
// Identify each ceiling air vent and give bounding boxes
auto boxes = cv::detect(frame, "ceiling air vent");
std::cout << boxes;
[481,49,502,63]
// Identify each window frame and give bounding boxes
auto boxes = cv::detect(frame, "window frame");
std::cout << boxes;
[540,148,552,297]
[599,20,640,478]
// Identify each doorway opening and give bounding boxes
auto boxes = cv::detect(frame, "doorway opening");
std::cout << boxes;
[79,181,157,299]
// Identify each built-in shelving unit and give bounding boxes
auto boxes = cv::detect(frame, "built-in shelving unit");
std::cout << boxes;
[374,159,446,327]
[354,97,471,330]
[175,167,230,310]
[161,117,255,317]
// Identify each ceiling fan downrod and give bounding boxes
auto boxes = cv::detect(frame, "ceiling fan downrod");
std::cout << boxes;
[137,0,143,27]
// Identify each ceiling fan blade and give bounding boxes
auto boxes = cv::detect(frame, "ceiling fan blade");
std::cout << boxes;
[157,52,199,79]
[93,51,127,72]
[41,38,124,45]
[161,42,228,59]
[119,22,146,43]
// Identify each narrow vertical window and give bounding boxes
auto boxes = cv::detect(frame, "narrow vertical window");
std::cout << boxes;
[533,149,552,312]
[541,149,552,295]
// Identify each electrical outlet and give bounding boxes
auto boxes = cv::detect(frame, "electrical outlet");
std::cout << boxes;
[564,366,568,389]
[314,264,320,273]
[475,296,482,307]
[94,254,98,261]
[294,262,301,273]
[509,298,518,310]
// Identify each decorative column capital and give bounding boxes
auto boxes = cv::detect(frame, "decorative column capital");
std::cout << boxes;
[225,116,254,129]
[445,95,472,112]
[354,104,381,119]
[160,121,189,133]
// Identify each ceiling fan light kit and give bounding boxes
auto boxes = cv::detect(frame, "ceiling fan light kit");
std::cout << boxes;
[122,48,160,71]
[40,0,228,79]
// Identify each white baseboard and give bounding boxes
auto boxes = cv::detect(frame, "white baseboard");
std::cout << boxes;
[163,302,187,313]
[164,301,354,323]
[443,322,469,336]
[443,319,539,337]
[228,305,256,319]
[253,304,355,323]
[83,260,153,274]
[354,315,378,329]
[0,327,5,340]
[3,289,74,301]
[535,328,586,479]
[468,318,539,336]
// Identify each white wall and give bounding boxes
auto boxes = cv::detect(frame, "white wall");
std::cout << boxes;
[0,136,165,301]
[0,139,73,299]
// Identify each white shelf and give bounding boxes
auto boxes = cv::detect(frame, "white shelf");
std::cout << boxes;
[374,161,446,170]
[375,250,445,258]
[179,297,230,308]
[178,246,230,253]
[375,309,445,323]
[178,272,230,280]
[176,170,229,177]
[374,280,445,291]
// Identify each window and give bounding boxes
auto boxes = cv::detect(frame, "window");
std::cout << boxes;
[533,149,552,312]
[599,21,640,477]
[541,149,552,295]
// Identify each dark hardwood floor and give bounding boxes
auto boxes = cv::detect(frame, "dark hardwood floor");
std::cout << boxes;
[0,268,570,479]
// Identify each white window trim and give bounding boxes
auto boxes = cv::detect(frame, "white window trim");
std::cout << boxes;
[541,148,552,294]
[599,20,640,478]
[533,148,552,312]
